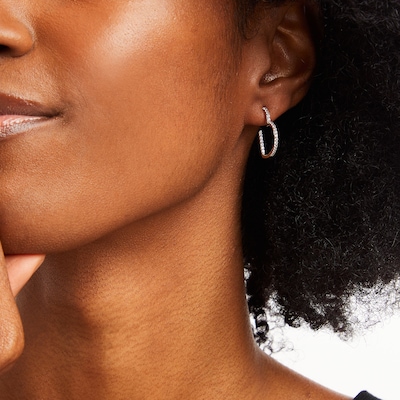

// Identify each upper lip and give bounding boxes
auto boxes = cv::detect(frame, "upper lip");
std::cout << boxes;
[0,92,59,118]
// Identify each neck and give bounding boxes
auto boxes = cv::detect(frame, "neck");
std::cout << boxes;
[1,173,270,399]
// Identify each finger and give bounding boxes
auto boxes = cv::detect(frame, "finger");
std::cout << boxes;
[5,254,45,296]
[0,243,25,372]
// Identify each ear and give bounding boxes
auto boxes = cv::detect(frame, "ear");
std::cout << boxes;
[241,1,318,127]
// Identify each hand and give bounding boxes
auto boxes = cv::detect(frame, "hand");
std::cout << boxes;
[0,241,45,373]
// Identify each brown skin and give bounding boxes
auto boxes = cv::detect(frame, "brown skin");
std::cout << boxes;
[0,0,350,398]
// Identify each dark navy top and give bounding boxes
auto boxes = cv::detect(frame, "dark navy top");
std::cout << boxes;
[354,391,381,400]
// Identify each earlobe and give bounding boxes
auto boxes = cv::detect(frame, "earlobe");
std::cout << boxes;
[243,1,318,127]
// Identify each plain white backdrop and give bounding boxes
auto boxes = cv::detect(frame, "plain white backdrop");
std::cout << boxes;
[271,314,400,400]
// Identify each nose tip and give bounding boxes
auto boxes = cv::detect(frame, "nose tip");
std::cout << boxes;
[0,12,34,57]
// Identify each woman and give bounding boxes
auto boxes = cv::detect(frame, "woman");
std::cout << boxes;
[0,0,398,398]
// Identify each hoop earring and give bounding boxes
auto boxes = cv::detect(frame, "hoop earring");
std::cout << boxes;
[258,107,279,159]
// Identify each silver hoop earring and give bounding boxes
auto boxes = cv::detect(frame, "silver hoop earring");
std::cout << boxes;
[258,107,279,159]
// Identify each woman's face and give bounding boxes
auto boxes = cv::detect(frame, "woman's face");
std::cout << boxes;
[0,0,248,253]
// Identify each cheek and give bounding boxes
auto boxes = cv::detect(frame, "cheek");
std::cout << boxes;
[0,2,237,253]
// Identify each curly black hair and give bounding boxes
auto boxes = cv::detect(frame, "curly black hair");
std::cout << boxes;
[241,0,400,346]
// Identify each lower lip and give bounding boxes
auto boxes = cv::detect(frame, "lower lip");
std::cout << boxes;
[0,115,52,140]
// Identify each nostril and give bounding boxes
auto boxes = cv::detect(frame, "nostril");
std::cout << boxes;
[0,43,21,56]
[0,44,9,52]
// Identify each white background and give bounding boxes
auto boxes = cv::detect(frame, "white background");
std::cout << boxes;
[271,314,400,400]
